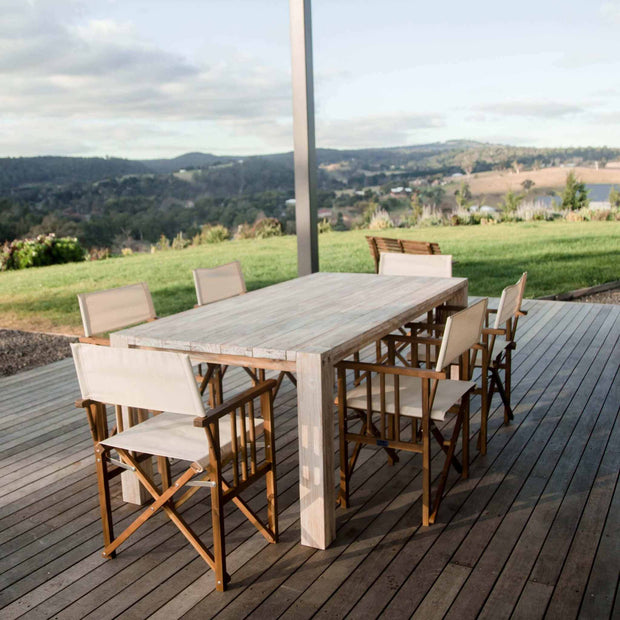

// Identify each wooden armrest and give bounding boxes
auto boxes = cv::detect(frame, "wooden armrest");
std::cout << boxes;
[486,308,498,315]
[79,336,111,346]
[75,398,95,408]
[194,379,277,426]
[517,309,528,317]
[382,334,443,347]
[482,327,506,336]
[404,321,446,333]
[338,360,447,380]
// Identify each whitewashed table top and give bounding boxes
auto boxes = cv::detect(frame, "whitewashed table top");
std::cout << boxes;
[110,272,467,363]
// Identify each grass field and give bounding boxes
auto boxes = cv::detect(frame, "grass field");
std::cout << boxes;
[0,220,618,334]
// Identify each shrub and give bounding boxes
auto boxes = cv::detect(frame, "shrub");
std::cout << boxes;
[0,234,84,271]
[196,224,230,244]
[252,217,282,239]
[152,234,171,252]
[171,232,191,250]
[90,247,111,260]
[368,208,393,230]
[417,206,444,227]
[318,218,332,234]
[234,223,255,240]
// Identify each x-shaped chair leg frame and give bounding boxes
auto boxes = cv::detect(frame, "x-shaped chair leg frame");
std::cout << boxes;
[97,445,227,582]
[429,396,468,524]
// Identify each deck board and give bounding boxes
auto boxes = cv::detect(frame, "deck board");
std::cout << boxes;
[0,298,618,619]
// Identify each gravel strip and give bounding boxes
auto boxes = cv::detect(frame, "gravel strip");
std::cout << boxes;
[0,329,78,377]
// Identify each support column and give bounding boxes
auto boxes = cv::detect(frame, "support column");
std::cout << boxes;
[289,0,319,276]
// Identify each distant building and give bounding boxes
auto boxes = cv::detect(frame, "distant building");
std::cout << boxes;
[317,208,333,219]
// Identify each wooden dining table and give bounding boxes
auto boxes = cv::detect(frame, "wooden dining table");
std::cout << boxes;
[110,271,468,550]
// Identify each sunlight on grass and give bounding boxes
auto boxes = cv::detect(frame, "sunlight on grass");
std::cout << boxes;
[0,221,618,333]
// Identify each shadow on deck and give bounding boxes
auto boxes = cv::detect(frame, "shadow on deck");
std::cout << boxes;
[0,298,618,619]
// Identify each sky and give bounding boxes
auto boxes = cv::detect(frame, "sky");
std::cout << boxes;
[1,0,620,159]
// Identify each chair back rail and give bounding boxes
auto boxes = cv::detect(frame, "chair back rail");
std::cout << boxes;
[78,282,156,337]
[193,260,246,306]
[366,235,442,272]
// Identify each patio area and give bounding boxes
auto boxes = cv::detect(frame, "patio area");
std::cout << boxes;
[0,297,618,619]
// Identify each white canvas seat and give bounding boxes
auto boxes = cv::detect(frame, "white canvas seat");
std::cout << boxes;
[100,411,263,468]
[337,299,487,526]
[72,343,278,592]
[345,375,475,422]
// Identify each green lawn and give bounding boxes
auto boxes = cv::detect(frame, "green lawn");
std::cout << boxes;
[1,221,618,334]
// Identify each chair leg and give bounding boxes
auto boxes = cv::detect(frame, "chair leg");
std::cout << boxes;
[421,413,431,527]
[429,406,464,524]
[491,366,513,422]
[210,484,227,592]
[479,361,489,455]
[157,456,171,491]
[503,350,513,424]
[338,372,350,508]
[94,445,115,557]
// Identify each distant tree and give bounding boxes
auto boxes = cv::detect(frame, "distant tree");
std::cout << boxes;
[521,179,535,193]
[560,172,589,211]
[512,160,522,174]
[501,189,524,215]
[609,186,620,208]
[419,186,445,210]
[454,181,472,209]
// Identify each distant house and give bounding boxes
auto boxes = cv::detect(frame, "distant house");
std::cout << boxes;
[317,208,333,219]
[285,198,296,207]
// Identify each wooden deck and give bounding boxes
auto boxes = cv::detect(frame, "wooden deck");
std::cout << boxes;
[0,298,618,619]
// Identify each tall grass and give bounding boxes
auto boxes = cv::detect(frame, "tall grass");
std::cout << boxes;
[0,221,618,333]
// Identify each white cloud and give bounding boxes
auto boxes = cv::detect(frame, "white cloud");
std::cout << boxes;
[600,1,620,22]
[476,101,583,119]
[316,114,444,149]
[0,0,291,124]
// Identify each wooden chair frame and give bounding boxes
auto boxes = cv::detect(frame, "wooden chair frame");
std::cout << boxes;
[337,336,480,525]
[77,377,278,592]
[366,235,442,273]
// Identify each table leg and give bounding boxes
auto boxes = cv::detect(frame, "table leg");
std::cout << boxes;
[110,334,152,505]
[296,352,336,549]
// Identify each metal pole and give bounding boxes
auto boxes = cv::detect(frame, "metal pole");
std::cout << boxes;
[289,0,318,275]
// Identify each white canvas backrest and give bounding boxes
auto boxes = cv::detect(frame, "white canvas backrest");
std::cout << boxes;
[435,298,488,371]
[193,260,246,306]
[78,282,156,337]
[494,272,527,329]
[71,343,206,417]
[379,253,453,278]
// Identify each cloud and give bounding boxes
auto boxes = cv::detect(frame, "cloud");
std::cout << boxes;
[317,113,444,149]
[0,1,291,124]
[476,101,583,119]
[600,1,620,22]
